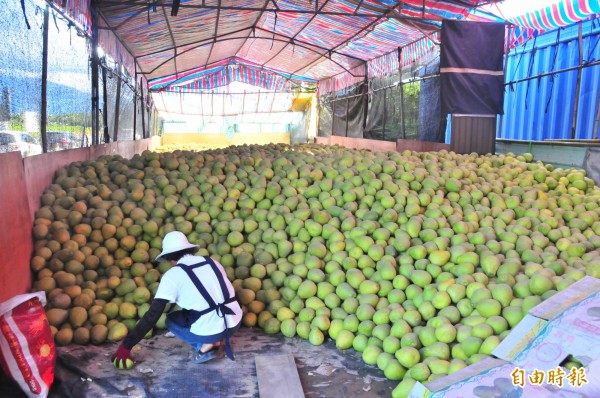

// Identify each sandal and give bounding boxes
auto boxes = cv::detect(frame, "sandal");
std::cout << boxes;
[191,350,216,364]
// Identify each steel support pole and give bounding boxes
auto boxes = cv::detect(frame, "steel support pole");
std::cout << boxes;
[498,24,513,139]
[102,65,109,143]
[91,6,100,145]
[41,5,49,153]
[331,97,336,136]
[571,22,583,139]
[382,87,387,141]
[113,75,121,141]
[345,96,350,137]
[133,72,138,140]
[140,78,146,139]
[593,87,600,139]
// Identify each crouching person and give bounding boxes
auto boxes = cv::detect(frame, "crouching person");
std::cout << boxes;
[112,231,242,367]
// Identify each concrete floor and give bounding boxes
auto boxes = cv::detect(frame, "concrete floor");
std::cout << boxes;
[1,327,397,397]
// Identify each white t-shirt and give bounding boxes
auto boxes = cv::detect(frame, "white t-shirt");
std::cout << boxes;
[154,255,242,336]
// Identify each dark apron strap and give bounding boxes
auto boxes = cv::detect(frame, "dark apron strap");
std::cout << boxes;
[178,259,217,309]
[177,258,237,360]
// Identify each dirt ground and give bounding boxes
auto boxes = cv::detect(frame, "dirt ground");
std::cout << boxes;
[1,327,397,397]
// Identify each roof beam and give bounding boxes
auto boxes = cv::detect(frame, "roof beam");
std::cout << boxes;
[234,0,277,60]
[288,0,442,78]
[97,1,381,17]
[160,2,179,80]
[371,0,480,23]
[203,0,222,68]
[151,55,237,82]
[135,27,253,59]
[95,8,142,79]
[112,8,146,30]
[260,0,331,69]
[354,0,366,15]
[255,26,366,63]
[290,2,396,77]
[143,36,359,80]
[148,57,310,91]
[383,2,440,42]
[135,24,366,71]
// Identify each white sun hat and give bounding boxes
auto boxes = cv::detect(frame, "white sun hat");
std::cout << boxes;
[155,231,199,261]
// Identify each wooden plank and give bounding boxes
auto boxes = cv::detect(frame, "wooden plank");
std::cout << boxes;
[255,354,304,398]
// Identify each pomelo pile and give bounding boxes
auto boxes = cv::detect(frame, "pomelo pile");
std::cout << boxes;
[30,144,600,396]
[155,143,226,153]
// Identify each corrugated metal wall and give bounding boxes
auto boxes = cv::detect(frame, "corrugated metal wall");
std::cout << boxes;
[499,19,600,141]
[451,115,497,154]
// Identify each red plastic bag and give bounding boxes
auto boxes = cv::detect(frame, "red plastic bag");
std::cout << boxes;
[0,292,55,398]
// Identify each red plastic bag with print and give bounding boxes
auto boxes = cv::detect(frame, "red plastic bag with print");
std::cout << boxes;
[0,292,55,398]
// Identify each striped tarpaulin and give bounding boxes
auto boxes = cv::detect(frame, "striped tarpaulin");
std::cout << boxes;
[401,33,440,67]
[49,0,495,94]
[320,43,445,95]
[52,0,91,33]
[317,64,367,96]
[150,61,310,92]
[362,33,439,80]
[97,16,136,76]
[508,0,600,46]
[154,89,294,116]
[470,0,600,47]
[367,51,400,79]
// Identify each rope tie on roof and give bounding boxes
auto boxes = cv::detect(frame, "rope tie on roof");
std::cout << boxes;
[20,0,31,29]
[271,12,278,50]
[52,7,59,32]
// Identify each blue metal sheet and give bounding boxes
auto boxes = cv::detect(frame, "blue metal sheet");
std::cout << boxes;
[499,19,600,141]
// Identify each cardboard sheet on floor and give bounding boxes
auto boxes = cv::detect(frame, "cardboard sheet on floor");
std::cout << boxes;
[255,354,304,398]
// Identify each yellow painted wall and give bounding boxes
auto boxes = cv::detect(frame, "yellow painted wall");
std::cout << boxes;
[162,133,290,146]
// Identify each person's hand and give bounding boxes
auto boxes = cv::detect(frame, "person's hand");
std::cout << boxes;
[111,344,134,369]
